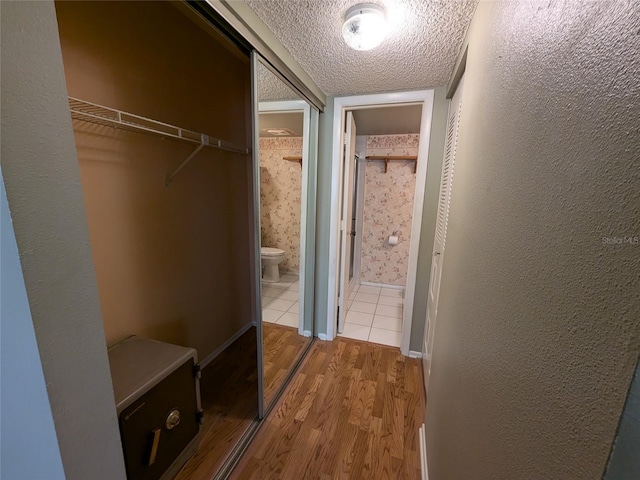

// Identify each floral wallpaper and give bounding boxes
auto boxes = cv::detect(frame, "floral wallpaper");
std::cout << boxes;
[259,137,302,273]
[360,134,420,286]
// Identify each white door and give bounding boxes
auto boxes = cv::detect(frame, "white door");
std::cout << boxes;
[423,75,465,389]
[337,112,357,334]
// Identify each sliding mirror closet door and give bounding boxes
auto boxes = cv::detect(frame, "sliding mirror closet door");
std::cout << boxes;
[55,2,259,478]
[253,58,318,410]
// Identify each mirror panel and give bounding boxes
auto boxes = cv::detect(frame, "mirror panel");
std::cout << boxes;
[256,60,316,409]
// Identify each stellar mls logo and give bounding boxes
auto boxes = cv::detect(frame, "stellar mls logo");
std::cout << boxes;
[124,401,146,421]
[602,236,639,246]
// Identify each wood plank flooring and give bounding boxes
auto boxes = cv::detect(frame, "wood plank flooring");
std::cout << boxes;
[230,337,426,480]
[175,326,259,480]
[263,322,310,407]
[175,323,311,480]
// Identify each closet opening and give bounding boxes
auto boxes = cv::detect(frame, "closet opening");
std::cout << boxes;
[55,1,259,478]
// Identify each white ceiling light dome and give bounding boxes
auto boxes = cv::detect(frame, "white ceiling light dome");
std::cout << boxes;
[342,3,388,51]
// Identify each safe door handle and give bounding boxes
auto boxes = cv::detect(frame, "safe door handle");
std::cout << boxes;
[148,428,161,466]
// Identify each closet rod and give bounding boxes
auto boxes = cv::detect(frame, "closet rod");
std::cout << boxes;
[68,97,250,185]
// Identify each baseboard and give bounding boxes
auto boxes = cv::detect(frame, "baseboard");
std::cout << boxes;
[302,329,312,337]
[409,350,423,359]
[419,423,429,480]
[360,281,404,290]
[317,333,328,341]
[200,322,254,369]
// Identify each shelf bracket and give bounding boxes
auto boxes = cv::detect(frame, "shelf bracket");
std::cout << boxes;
[283,156,303,168]
[165,135,209,186]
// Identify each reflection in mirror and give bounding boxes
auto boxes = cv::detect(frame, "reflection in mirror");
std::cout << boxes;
[257,62,314,408]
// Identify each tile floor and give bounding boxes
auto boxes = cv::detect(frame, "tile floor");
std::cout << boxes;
[261,274,301,328]
[337,284,405,348]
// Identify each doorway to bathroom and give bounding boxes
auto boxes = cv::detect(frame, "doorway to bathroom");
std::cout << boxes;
[328,90,435,355]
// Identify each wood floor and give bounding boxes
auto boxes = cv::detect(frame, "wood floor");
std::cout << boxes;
[175,322,310,480]
[263,322,310,406]
[175,326,259,480]
[230,337,426,480]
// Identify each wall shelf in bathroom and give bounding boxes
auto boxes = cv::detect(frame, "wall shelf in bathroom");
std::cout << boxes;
[365,155,418,174]
[283,156,303,168]
[67,97,250,186]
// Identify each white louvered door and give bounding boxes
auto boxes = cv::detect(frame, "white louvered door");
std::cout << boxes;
[337,112,357,334]
[423,75,465,390]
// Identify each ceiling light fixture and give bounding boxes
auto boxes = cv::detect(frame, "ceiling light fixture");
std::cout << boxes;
[342,3,387,51]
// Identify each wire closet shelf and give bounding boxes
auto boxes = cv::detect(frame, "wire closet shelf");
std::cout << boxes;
[68,97,250,186]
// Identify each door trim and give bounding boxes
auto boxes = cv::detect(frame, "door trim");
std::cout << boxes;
[258,99,312,338]
[327,90,435,355]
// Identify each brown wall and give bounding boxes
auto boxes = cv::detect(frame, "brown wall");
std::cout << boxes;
[55,1,254,360]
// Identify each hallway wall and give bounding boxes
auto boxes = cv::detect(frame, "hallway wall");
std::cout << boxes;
[1,169,66,479]
[425,1,640,479]
[0,2,126,477]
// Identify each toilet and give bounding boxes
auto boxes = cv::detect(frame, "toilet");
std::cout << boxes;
[261,247,285,283]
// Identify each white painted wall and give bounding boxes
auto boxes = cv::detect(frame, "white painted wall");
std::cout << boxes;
[1,170,66,479]
[1,2,126,478]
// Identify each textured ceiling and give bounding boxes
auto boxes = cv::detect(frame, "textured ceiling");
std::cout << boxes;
[258,61,301,101]
[246,0,478,97]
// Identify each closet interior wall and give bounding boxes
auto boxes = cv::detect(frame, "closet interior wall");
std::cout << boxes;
[55,1,254,361]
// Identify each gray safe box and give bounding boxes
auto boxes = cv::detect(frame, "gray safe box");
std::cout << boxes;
[108,336,202,480]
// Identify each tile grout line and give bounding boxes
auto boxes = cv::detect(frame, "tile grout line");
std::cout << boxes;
[340,284,406,347]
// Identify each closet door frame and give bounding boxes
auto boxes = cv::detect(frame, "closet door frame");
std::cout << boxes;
[250,52,265,418]
[251,52,319,416]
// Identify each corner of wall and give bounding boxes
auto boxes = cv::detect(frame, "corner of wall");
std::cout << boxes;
[0,170,66,479]
[1,2,126,477]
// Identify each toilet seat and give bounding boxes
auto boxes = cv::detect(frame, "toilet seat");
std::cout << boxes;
[261,247,285,257]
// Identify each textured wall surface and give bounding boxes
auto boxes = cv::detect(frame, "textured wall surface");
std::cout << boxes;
[604,358,640,480]
[1,171,66,479]
[0,2,127,477]
[258,61,299,101]
[260,137,303,272]
[246,0,477,96]
[361,134,419,286]
[426,1,640,479]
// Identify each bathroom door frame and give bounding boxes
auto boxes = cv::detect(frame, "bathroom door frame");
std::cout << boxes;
[258,99,313,338]
[326,90,435,356]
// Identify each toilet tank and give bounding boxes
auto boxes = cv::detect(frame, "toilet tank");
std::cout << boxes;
[108,336,202,480]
